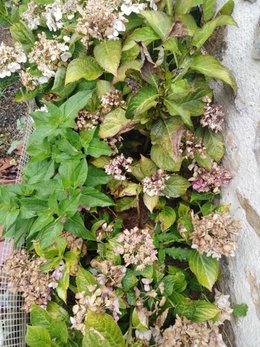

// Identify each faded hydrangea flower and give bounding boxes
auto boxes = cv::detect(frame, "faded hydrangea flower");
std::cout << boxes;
[179,130,207,160]
[201,96,224,133]
[104,135,123,155]
[91,259,126,288]
[142,169,170,197]
[105,153,133,180]
[115,227,158,270]
[0,42,26,78]
[62,231,87,256]
[71,286,120,333]
[159,315,227,347]
[100,90,126,114]
[19,69,39,91]
[76,0,123,44]
[28,32,71,84]
[2,249,58,312]
[96,222,114,241]
[75,109,102,131]
[190,211,241,259]
[189,162,232,194]
[214,289,233,324]
[21,1,43,30]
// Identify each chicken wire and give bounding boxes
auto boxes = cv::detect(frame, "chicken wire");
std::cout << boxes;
[0,114,33,347]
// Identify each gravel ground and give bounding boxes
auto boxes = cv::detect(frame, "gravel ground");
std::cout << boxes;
[0,26,28,169]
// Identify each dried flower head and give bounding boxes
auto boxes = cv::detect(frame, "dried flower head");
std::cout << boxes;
[21,1,43,30]
[201,96,224,133]
[0,42,26,78]
[190,211,241,259]
[28,32,71,84]
[105,153,133,180]
[179,130,207,160]
[91,259,126,288]
[96,222,114,241]
[71,286,120,333]
[104,135,123,154]
[75,110,102,131]
[2,249,60,312]
[189,162,232,194]
[214,289,233,324]
[76,0,123,45]
[115,227,158,270]
[159,315,227,347]
[62,231,87,256]
[100,90,126,114]
[142,169,170,197]
[19,69,39,91]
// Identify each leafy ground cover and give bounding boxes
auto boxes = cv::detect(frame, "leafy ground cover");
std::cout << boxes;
[0,1,247,346]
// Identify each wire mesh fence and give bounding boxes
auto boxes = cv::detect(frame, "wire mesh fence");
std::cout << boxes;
[0,114,33,347]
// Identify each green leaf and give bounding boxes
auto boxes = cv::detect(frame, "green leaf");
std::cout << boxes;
[80,187,114,207]
[175,0,193,14]
[165,247,191,261]
[76,266,98,294]
[151,144,183,172]
[56,265,70,303]
[163,175,190,198]
[157,207,176,231]
[141,11,172,40]
[126,86,158,119]
[85,311,125,347]
[123,26,160,51]
[217,0,234,15]
[47,302,69,322]
[151,118,184,171]
[38,221,64,248]
[49,321,68,344]
[99,108,132,138]
[203,0,216,22]
[65,57,103,84]
[188,250,219,290]
[163,38,181,55]
[94,40,122,76]
[60,90,94,126]
[115,197,137,212]
[143,193,159,213]
[30,305,51,328]
[191,300,220,322]
[25,326,51,347]
[162,273,187,295]
[23,160,55,185]
[122,270,138,291]
[59,159,88,189]
[85,165,111,187]
[83,332,111,347]
[164,99,192,127]
[113,60,142,84]
[203,129,225,161]
[190,55,237,91]
[65,213,94,240]
[86,137,112,158]
[232,303,248,317]
[192,15,237,49]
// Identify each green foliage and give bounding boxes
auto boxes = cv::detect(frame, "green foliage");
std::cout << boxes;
[232,303,248,317]
[0,0,246,345]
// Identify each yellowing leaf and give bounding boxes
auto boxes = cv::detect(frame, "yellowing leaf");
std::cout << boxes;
[113,60,142,84]
[65,57,103,84]
[94,40,122,76]
[141,11,172,40]
[126,86,158,118]
[190,55,237,91]
[143,193,159,213]
[188,250,219,290]
[99,108,132,139]
[157,206,176,231]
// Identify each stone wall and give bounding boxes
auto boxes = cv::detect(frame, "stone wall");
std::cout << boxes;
[216,1,260,346]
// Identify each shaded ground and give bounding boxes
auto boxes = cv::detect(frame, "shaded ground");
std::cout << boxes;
[0,26,28,182]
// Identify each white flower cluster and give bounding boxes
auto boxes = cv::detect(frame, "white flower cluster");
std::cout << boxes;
[22,0,79,32]
[105,153,133,180]
[0,42,26,78]
[142,169,170,197]
[115,227,158,271]
[28,32,71,84]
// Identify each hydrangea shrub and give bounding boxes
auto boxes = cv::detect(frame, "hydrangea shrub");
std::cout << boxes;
[0,0,247,346]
